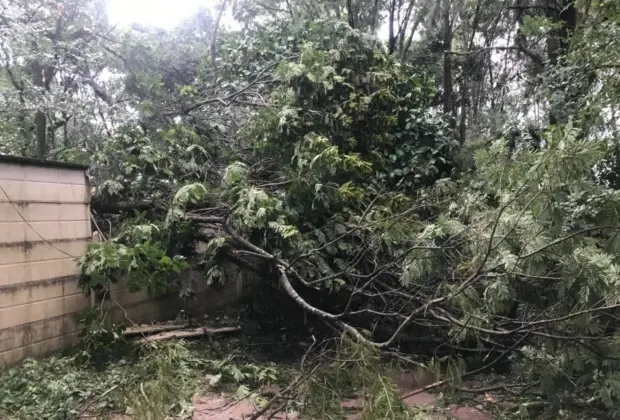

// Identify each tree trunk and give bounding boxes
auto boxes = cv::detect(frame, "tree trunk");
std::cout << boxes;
[546,0,576,63]
[33,61,47,158]
[459,79,467,144]
[546,0,577,125]
[47,116,55,150]
[442,0,454,128]
[35,111,47,158]
[388,0,396,54]
[400,13,422,60]
[210,0,229,83]
[62,111,69,146]
[370,0,380,33]
[347,0,355,28]
[333,0,341,19]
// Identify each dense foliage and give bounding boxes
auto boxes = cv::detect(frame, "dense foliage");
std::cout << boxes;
[0,342,198,420]
[3,0,620,417]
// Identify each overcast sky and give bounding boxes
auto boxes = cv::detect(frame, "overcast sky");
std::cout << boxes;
[107,0,390,38]
[107,0,229,29]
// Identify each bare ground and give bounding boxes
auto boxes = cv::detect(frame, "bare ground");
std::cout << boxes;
[192,371,492,420]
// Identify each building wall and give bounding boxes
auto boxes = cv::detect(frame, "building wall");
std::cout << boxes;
[0,158,240,365]
[0,160,91,365]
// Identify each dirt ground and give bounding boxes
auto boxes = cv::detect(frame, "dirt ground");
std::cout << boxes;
[81,375,492,420]
[192,371,492,420]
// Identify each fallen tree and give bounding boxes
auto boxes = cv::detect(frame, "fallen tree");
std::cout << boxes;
[77,23,620,417]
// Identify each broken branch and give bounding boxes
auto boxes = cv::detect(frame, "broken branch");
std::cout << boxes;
[142,326,241,342]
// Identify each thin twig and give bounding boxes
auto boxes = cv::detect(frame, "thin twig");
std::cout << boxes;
[76,384,120,417]
[247,365,320,420]
[455,381,538,394]
[401,334,529,400]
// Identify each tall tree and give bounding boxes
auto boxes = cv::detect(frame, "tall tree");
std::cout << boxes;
[0,0,117,157]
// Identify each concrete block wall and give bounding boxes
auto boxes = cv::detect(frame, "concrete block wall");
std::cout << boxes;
[0,157,240,365]
[0,158,92,365]
[104,269,241,327]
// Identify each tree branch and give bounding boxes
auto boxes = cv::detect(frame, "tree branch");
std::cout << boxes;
[164,62,279,116]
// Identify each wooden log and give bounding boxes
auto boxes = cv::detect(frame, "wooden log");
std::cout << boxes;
[142,326,241,342]
[123,323,189,336]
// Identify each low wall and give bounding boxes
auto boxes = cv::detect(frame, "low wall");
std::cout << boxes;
[0,263,240,366]
[0,156,240,366]
[105,269,242,327]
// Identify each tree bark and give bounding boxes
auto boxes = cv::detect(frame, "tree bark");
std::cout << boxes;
[546,0,577,125]
[389,0,417,56]
[396,0,417,56]
[33,61,47,158]
[388,0,396,54]
[62,112,69,146]
[35,111,47,158]
[458,0,482,144]
[400,12,422,60]
[370,0,380,33]
[142,326,241,342]
[33,6,63,158]
[347,0,355,28]
[442,0,455,128]
[210,0,229,84]
[459,79,468,144]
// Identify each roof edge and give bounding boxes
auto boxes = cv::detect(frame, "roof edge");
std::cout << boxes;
[0,154,89,171]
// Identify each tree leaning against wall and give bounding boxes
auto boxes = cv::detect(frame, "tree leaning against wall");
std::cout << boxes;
[2,0,620,417]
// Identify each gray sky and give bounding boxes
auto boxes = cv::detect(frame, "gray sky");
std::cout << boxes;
[107,0,390,38]
[107,0,232,29]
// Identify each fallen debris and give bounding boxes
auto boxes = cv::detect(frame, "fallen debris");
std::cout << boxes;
[123,323,189,336]
[142,326,242,342]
